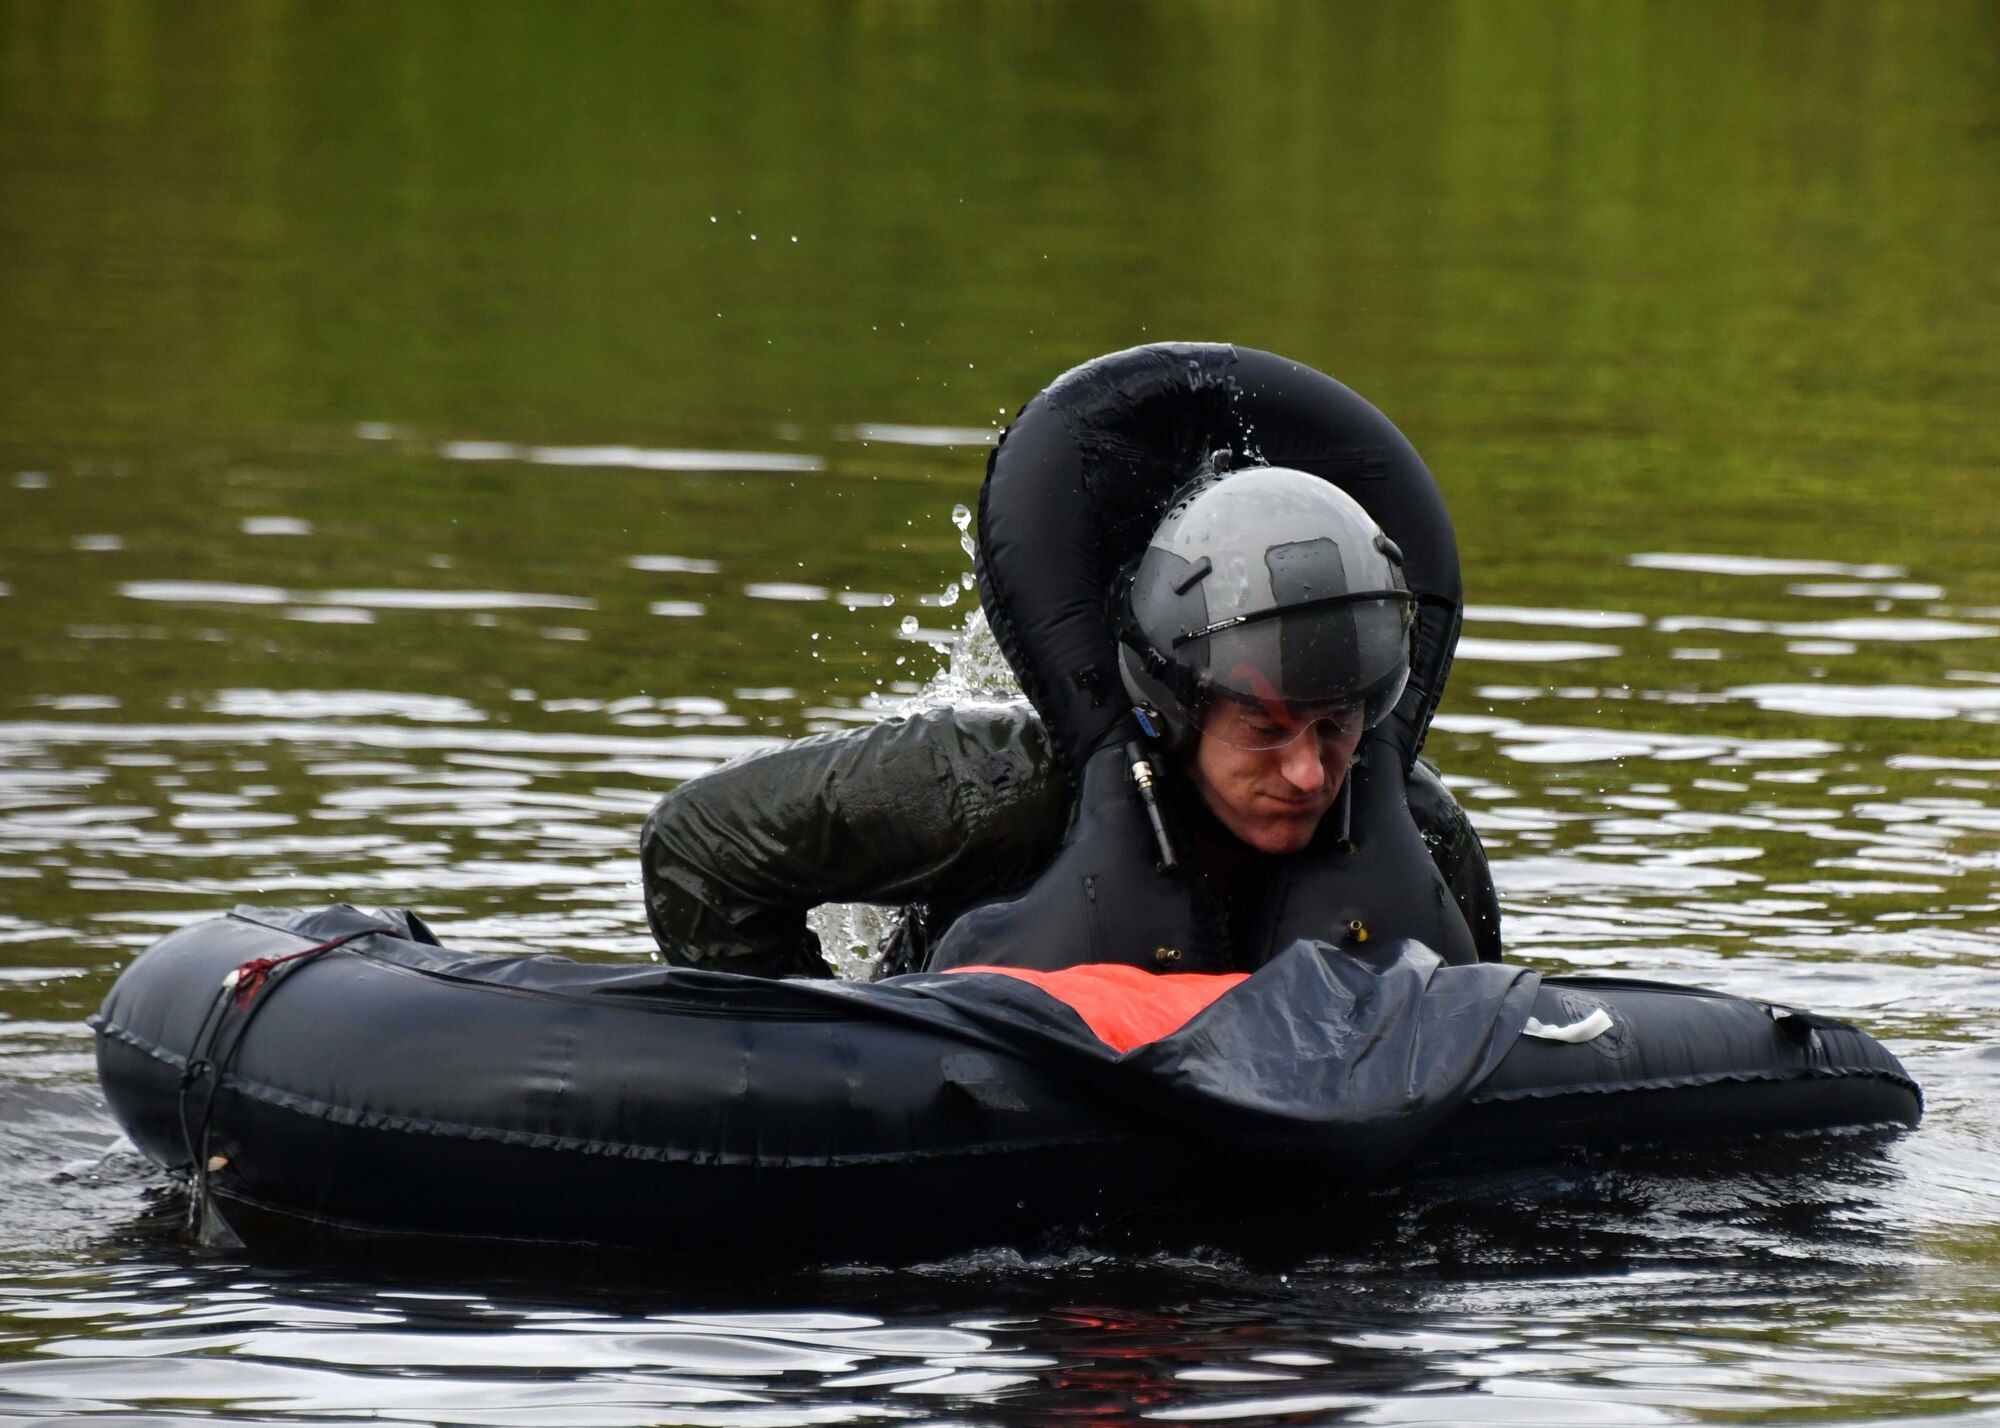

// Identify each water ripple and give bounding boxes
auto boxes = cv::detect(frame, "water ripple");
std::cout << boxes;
[834,423,998,447]
[120,582,595,612]
[1631,554,1907,579]
[441,440,825,474]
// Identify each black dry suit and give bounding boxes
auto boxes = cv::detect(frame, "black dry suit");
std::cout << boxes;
[645,342,1501,979]
[640,702,1500,978]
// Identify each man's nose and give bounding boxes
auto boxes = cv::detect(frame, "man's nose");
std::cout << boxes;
[1278,730,1331,791]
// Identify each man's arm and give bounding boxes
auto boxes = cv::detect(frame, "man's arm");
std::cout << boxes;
[640,703,1068,977]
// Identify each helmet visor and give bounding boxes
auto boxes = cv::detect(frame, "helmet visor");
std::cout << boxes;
[1173,589,1415,738]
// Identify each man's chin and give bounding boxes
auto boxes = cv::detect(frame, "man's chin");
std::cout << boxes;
[1239,817,1322,856]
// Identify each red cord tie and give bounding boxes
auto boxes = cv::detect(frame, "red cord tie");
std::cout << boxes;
[222,930,377,1010]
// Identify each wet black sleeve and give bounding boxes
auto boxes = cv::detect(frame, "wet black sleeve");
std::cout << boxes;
[1405,757,1504,963]
[640,704,1069,977]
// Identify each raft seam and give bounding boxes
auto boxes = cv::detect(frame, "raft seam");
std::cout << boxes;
[95,1018,189,1070]
[232,1074,1122,1166]
[1468,1065,1918,1104]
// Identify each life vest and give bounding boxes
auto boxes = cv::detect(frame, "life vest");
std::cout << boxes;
[1222,734,1481,969]
[925,730,1481,974]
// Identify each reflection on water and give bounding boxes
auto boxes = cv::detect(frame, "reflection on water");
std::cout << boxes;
[0,1140,1979,1426]
[441,439,827,474]
[1629,555,1912,580]
[121,582,599,612]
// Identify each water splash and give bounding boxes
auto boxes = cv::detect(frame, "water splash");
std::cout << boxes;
[807,507,1023,975]
[952,501,975,563]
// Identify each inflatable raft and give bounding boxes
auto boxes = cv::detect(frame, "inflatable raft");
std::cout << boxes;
[91,346,1920,1260]
[93,905,1919,1262]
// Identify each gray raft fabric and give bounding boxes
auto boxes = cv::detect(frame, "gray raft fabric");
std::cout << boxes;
[224,905,1538,1185]
[823,941,1540,1182]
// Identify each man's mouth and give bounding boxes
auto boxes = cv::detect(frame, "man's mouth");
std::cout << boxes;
[1261,792,1328,810]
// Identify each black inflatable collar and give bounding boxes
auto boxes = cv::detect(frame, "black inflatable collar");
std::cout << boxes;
[976,343,1463,773]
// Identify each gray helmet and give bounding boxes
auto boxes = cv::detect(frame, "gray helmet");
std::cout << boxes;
[1116,466,1413,748]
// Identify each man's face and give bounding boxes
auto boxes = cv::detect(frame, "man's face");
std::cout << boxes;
[1187,718,1361,855]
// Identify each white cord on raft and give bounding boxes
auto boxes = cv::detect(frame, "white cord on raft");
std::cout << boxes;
[1522,1008,1616,1044]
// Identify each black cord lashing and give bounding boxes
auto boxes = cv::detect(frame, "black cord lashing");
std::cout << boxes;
[174,923,400,1238]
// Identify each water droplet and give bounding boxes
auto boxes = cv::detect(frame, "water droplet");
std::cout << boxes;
[900,615,920,636]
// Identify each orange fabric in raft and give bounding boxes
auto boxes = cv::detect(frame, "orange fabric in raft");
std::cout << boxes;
[945,963,1249,1054]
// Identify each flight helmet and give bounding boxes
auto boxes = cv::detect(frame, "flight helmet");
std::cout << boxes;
[1116,465,1414,751]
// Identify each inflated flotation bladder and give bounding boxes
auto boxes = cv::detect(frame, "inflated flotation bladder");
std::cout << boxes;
[935,344,1481,972]
[977,343,1462,774]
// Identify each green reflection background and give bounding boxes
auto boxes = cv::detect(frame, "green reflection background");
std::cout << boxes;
[1,0,1995,727]
[5,3,1994,447]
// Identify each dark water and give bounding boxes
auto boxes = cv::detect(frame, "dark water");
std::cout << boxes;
[3,1,1999,1422]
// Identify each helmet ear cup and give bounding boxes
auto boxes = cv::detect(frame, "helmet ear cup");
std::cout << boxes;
[1112,561,1204,753]
[1117,643,1199,753]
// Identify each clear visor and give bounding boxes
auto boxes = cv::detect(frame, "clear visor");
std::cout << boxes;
[1172,592,1413,749]
[1194,690,1369,751]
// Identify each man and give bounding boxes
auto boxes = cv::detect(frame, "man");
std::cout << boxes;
[642,466,1499,979]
